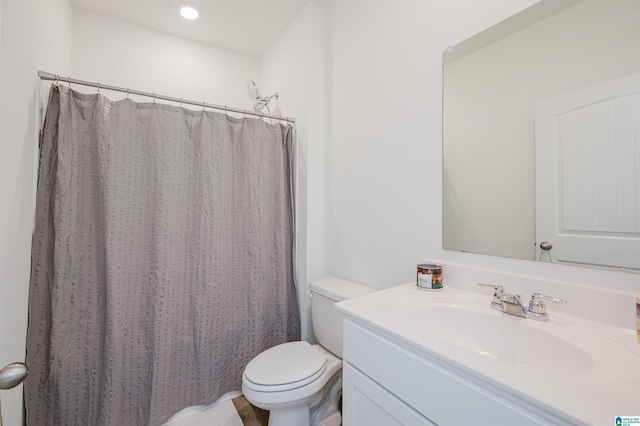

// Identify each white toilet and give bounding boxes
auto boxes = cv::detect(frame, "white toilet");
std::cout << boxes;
[241,277,375,426]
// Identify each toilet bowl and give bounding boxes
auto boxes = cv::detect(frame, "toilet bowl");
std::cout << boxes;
[242,342,342,425]
[241,277,375,426]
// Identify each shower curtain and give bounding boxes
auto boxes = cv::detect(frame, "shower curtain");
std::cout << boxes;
[25,85,300,425]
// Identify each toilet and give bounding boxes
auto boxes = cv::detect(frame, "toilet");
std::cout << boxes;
[241,277,375,426]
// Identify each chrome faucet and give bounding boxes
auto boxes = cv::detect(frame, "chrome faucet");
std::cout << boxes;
[478,283,567,321]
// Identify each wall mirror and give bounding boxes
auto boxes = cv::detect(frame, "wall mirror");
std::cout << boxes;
[443,0,640,272]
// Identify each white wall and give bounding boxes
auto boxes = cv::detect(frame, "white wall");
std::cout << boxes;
[259,3,326,341]
[325,0,640,294]
[443,0,640,260]
[0,0,72,424]
[71,9,260,109]
[325,0,537,288]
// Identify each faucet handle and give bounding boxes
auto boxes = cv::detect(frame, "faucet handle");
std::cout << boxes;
[477,283,505,309]
[528,292,567,315]
[477,283,504,293]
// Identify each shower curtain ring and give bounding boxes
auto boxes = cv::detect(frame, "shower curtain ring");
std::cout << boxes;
[180,98,183,107]
[202,101,205,111]
[152,93,156,103]
[126,88,130,98]
[68,77,71,88]
[55,74,59,85]
[97,83,101,93]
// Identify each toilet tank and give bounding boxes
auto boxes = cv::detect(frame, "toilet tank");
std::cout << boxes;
[310,277,375,358]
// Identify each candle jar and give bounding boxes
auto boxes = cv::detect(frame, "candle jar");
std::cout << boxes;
[417,264,443,290]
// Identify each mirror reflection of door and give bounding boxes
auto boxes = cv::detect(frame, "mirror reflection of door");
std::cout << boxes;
[535,73,640,271]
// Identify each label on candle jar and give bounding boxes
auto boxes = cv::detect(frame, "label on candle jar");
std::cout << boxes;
[417,272,433,288]
[417,264,443,290]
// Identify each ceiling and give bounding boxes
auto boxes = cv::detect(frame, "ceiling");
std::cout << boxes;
[70,0,318,58]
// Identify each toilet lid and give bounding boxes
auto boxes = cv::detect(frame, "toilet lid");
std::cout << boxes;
[244,341,327,390]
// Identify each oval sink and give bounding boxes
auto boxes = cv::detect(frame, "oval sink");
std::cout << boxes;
[411,304,595,374]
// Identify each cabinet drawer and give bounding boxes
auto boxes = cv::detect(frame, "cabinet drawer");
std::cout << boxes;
[343,318,567,425]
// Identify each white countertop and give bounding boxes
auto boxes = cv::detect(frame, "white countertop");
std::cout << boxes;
[337,283,640,425]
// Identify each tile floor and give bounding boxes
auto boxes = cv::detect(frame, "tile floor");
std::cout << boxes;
[232,396,269,426]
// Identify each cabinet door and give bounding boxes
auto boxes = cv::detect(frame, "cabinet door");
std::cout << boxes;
[342,362,435,426]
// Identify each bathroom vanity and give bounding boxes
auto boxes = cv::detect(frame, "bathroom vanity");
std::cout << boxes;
[336,269,640,425]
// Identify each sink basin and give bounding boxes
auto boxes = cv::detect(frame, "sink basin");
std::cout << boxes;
[411,304,594,374]
[402,294,640,383]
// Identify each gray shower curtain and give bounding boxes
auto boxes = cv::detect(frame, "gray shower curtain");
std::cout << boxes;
[25,84,300,425]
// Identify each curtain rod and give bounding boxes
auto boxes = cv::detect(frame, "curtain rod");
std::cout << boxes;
[38,71,296,124]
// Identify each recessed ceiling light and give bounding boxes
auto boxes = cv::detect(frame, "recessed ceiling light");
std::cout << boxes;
[180,5,199,20]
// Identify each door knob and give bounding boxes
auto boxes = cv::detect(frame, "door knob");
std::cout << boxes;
[0,362,28,390]
[0,362,28,426]
[538,241,553,262]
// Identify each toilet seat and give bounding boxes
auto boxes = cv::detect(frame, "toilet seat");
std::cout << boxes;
[243,341,327,392]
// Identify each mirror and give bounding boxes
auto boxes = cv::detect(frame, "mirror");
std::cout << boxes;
[443,0,640,271]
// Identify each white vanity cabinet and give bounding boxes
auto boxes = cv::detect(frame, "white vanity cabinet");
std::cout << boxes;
[341,318,570,426]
